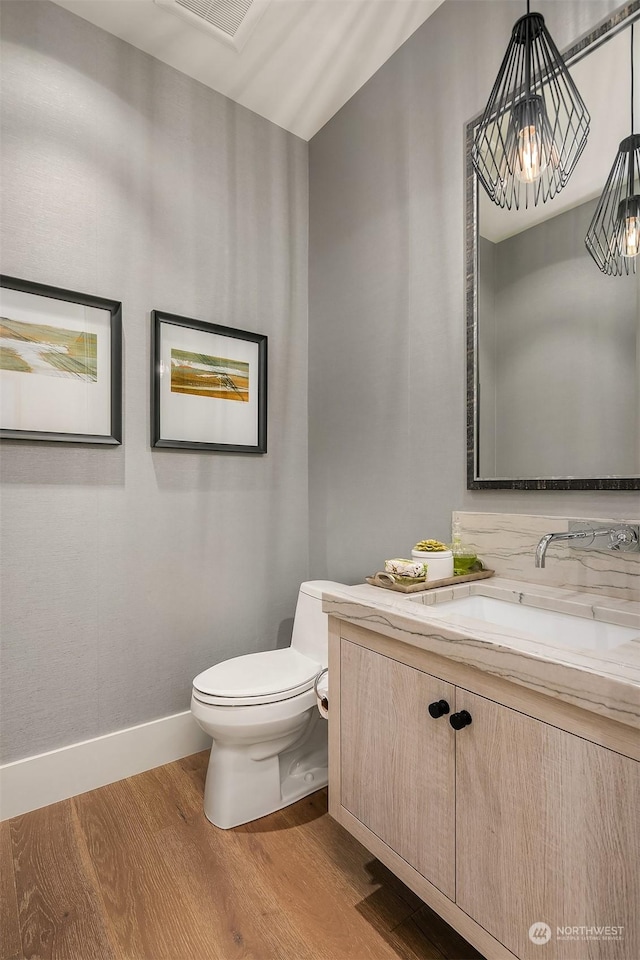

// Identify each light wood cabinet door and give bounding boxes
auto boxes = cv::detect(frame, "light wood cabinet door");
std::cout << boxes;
[340,639,456,900]
[456,690,640,960]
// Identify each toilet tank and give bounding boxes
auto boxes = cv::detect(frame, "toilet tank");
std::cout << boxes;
[290,580,348,667]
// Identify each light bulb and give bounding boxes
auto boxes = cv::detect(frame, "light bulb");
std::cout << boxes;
[620,216,640,257]
[508,96,555,185]
[616,196,640,258]
[515,124,548,183]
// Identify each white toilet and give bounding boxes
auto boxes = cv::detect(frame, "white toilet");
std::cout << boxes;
[191,580,344,829]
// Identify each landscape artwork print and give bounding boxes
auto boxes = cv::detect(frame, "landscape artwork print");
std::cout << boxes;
[152,311,266,452]
[0,317,97,381]
[170,348,249,402]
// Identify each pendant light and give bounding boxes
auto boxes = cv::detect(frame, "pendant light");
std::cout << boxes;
[585,23,640,276]
[473,1,590,210]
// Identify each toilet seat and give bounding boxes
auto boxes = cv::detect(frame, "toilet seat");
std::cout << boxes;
[192,648,322,707]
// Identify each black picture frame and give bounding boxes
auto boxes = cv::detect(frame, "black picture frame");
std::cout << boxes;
[0,275,122,444]
[151,310,267,453]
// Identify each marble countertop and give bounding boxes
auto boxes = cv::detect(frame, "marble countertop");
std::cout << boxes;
[322,578,640,731]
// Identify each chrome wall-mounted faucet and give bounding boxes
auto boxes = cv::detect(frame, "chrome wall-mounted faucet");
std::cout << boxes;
[535,521,640,568]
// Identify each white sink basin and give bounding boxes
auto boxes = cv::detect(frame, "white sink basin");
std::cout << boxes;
[430,595,638,651]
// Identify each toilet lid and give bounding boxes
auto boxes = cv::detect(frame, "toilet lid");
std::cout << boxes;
[192,648,322,705]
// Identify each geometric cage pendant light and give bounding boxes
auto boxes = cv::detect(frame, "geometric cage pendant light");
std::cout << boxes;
[472,1,590,211]
[585,22,640,276]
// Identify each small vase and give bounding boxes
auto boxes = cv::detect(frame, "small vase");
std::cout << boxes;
[450,519,477,576]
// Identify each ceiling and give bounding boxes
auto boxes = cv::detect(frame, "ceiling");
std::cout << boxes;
[479,24,640,244]
[51,0,444,140]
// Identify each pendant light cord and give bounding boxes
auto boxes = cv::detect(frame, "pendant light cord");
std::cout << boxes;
[525,0,531,93]
[632,22,635,134]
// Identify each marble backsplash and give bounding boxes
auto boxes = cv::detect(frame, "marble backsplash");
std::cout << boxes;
[455,512,640,602]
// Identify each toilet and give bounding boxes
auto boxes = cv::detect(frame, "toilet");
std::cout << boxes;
[191,580,345,829]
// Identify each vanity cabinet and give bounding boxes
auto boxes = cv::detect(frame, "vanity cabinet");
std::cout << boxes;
[456,691,640,960]
[340,639,456,899]
[329,620,640,960]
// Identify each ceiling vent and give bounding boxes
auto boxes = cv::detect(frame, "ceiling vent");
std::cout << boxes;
[154,0,270,52]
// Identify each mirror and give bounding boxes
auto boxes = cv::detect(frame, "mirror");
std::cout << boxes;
[467,5,640,490]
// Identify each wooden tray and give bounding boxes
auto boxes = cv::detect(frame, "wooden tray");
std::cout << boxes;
[365,567,495,594]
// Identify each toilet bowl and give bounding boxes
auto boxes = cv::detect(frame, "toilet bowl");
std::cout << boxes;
[191,580,345,829]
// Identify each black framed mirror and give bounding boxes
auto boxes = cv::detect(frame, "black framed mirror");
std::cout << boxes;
[466,1,640,491]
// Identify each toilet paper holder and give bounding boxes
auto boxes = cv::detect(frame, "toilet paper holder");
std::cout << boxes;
[314,667,329,714]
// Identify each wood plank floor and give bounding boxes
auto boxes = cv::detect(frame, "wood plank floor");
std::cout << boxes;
[1,751,484,960]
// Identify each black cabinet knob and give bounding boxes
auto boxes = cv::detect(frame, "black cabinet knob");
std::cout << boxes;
[428,699,450,719]
[449,710,472,730]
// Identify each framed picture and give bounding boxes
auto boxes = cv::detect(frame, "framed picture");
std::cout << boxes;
[0,275,122,444]
[151,310,267,453]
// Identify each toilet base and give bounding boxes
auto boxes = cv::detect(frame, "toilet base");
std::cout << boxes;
[202,710,328,829]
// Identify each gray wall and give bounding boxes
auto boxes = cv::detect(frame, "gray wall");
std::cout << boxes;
[487,199,639,478]
[308,0,640,584]
[0,1,309,764]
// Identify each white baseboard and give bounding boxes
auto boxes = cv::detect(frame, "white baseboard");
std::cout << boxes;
[0,711,211,821]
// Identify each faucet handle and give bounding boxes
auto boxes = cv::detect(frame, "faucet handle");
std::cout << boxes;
[609,524,639,552]
[566,520,640,554]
